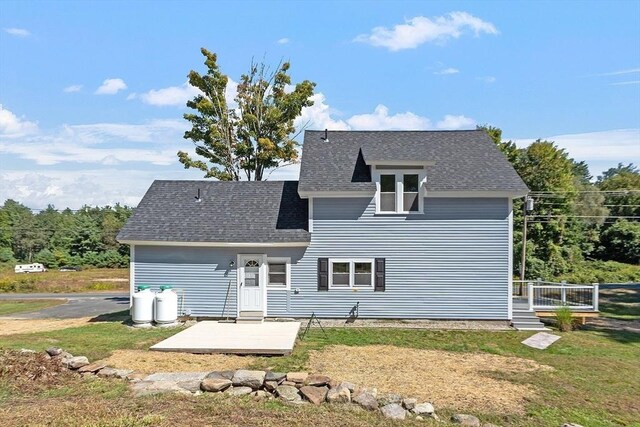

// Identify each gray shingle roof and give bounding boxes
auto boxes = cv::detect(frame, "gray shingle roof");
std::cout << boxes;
[298,130,529,194]
[117,180,309,244]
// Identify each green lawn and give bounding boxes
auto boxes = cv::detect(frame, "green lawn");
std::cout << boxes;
[1,312,638,427]
[0,299,65,316]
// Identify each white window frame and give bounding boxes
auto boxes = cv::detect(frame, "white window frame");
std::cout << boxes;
[373,168,426,214]
[328,258,374,289]
[266,257,291,290]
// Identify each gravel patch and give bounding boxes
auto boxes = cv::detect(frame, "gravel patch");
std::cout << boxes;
[300,318,511,330]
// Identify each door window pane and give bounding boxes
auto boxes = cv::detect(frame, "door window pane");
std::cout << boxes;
[380,174,396,212]
[244,259,260,287]
[354,262,372,287]
[332,262,350,287]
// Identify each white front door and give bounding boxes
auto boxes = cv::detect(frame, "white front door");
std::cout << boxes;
[238,254,265,313]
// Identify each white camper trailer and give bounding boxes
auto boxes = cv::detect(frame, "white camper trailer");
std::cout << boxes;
[14,263,47,273]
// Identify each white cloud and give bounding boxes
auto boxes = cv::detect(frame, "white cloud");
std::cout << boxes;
[354,12,498,51]
[4,28,30,37]
[597,68,640,76]
[610,80,640,86]
[95,78,127,95]
[0,105,39,137]
[436,115,476,130]
[135,79,237,107]
[277,38,290,44]
[137,82,200,106]
[295,93,350,131]
[63,84,83,93]
[0,168,204,210]
[434,67,459,75]
[477,76,496,83]
[511,129,640,178]
[347,105,432,130]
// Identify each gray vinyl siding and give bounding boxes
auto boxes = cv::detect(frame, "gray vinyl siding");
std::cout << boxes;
[133,197,510,320]
[284,197,510,319]
[134,246,304,318]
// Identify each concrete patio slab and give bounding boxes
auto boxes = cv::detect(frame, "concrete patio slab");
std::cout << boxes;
[150,321,301,355]
[521,332,561,350]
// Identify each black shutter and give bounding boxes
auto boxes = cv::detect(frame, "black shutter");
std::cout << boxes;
[317,258,329,291]
[374,258,385,292]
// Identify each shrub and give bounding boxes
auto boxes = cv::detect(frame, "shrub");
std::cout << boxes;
[0,247,15,263]
[555,306,574,332]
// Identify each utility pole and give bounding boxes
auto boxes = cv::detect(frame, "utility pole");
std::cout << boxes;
[520,196,534,281]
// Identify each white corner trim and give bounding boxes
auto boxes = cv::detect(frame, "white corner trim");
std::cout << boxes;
[129,245,135,307]
[308,197,314,233]
[118,240,309,248]
[507,199,514,320]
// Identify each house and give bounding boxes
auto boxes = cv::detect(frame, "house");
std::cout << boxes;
[117,130,528,322]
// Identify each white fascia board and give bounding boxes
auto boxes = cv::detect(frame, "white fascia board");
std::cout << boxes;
[118,240,309,247]
[425,190,528,198]
[298,190,375,199]
[369,160,436,167]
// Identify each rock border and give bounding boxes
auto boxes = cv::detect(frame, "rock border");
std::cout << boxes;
[28,347,578,427]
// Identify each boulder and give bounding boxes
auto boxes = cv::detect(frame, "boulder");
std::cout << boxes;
[264,371,286,382]
[177,380,202,393]
[65,356,90,369]
[353,391,378,411]
[380,403,407,420]
[275,385,302,402]
[402,398,417,411]
[46,347,63,357]
[227,386,253,396]
[326,384,351,404]
[145,372,207,382]
[286,372,308,383]
[264,380,279,392]
[113,369,134,379]
[251,390,272,400]
[451,414,481,427]
[232,370,266,389]
[130,380,190,397]
[562,424,585,427]
[205,370,235,380]
[200,378,232,392]
[300,385,328,405]
[379,393,402,406]
[96,367,119,378]
[125,372,147,382]
[77,362,107,374]
[20,349,36,354]
[340,381,356,392]
[412,402,435,415]
[281,380,297,387]
[304,374,331,386]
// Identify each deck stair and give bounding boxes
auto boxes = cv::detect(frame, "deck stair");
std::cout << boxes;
[512,300,548,331]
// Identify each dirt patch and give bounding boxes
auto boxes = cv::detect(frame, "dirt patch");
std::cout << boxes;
[92,278,128,282]
[98,349,255,374]
[0,350,77,393]
[0,317,93,336]
[308,345,552,414]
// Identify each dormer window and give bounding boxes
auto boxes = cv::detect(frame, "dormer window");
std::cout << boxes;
[374,167,426,214]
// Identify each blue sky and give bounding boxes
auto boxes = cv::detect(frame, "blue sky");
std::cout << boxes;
[1,0,639,208]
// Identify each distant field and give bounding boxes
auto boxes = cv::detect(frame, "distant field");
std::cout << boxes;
[0,268,129,293]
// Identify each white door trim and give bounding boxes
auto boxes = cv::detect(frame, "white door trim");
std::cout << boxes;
[236,253,267,317]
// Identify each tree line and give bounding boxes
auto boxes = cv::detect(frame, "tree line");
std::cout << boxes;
[480,126,640,281]
[0,202,133,269]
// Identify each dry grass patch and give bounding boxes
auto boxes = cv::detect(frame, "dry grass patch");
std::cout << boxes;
[309,344,552,415]
[0,317,92,336]
[99,349,256,374]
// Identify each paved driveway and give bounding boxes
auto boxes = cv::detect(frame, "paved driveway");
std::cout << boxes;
[0,292,129,319]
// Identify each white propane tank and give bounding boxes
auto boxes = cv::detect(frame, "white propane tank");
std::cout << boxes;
[131,285,154,325]
[154,285,178,324]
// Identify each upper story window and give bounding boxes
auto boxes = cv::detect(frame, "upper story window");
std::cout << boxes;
[374,167,425,214]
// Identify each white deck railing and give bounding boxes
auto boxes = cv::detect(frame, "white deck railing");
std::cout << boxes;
[513,279,599,312]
